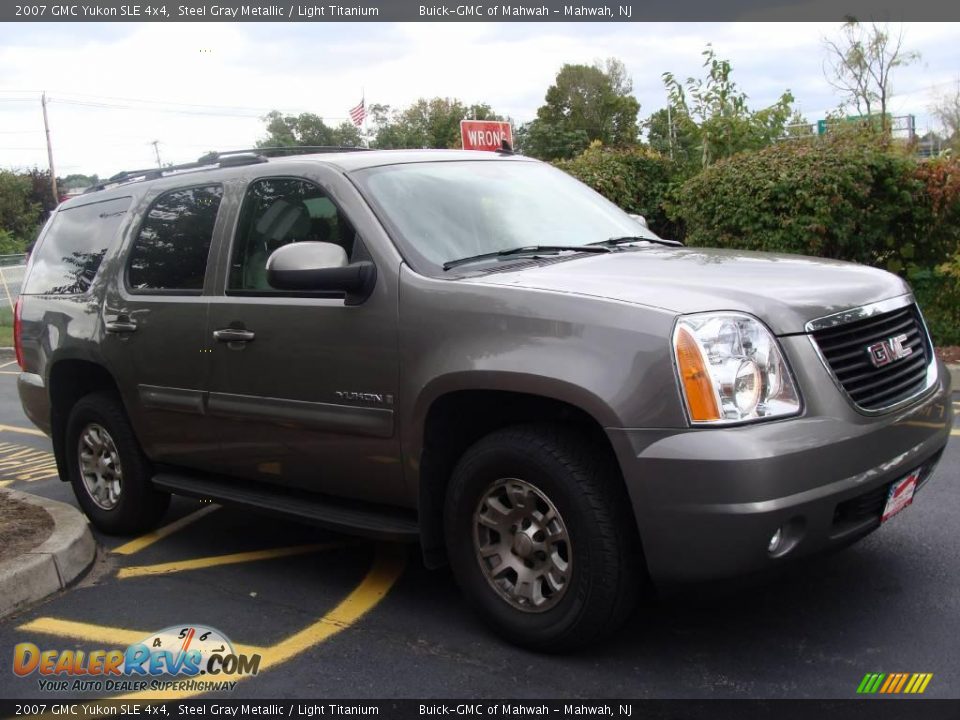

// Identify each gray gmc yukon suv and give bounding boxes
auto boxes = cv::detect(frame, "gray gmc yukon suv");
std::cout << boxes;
[15,147,953,650]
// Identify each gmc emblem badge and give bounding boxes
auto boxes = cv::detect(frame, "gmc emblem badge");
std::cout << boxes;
[866,333,913,368]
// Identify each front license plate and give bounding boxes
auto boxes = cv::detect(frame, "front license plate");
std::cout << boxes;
[882,471,919,522]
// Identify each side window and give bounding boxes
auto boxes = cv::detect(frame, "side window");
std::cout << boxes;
[127,185,223,293]
[229,178,355,291]
[22,196,132,295]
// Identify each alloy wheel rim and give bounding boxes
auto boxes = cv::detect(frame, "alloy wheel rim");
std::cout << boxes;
[473,477,572,612]
[78,423,123,510]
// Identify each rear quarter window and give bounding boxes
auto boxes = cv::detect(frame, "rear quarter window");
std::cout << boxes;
[22,196,132,295]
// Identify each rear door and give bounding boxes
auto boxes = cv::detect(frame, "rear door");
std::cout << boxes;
[203,170,404,506]
[99,183,226,470]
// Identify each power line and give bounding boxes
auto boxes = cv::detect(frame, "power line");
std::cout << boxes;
[47,97,352,122]
[46,90,314,115]
[0,87,354,120]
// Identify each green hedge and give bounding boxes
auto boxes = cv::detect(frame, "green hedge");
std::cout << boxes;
[668,135,960,344]
[670,134,954,269]
[557,137,960,346]
[554,142,679,236]
[910,269,960,346]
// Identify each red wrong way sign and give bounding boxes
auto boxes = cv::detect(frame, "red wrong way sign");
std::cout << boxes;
[460,120,514,151]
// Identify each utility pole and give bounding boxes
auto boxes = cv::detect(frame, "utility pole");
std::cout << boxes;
[151,140,162,168]
[41,92,58,202]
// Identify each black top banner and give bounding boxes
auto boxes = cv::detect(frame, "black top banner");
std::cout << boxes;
[2,0,959,22]
[3,700,960,720]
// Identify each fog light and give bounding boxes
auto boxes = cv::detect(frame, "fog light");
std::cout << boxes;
[767,528,783,554]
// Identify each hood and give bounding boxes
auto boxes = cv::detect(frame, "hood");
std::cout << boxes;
[466,246,910,335]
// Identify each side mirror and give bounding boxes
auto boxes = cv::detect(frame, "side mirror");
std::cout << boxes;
[628,213,649,229]
[266,241,376,305]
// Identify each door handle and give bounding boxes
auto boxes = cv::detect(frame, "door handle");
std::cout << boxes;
[213,328,255,343]
[105,316,137,334]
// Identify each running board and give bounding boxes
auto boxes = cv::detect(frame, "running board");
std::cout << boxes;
[152,471,419,542]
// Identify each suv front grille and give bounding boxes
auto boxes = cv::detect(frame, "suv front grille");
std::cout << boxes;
[811,303,932,411]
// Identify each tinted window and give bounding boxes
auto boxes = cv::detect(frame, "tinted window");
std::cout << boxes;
[22,197,132,295]
[127,185,223,292]
[229,178,355,291]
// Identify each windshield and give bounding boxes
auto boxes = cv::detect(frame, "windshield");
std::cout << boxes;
[354,160,658,274]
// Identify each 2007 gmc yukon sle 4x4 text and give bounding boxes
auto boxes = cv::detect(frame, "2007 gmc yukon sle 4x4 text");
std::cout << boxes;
[15,147,953,650]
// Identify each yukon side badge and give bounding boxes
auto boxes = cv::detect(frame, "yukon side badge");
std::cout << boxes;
[335,391,394,405]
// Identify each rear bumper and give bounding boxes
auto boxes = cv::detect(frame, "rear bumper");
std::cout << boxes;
[17,371,51,435]
[608,364,953,588]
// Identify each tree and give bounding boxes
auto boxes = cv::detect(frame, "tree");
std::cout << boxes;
[25,168,58,216]
[258,111,362,148]
[370,98,503,149]
[524,59,640,160]
[931,80,960,151]
[822,20,920,130]
[0,170,42,248]
[61,173,100,190]
[644,106,701,174]
[660,45,796,169]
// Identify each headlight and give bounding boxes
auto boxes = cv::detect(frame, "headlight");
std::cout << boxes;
[672,313,801,424]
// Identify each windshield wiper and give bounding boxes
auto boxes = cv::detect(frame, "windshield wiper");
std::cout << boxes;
[590,235,683,248]
[442,244,611,271]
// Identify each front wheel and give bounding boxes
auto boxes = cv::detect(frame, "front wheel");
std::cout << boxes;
[444,424,642,651]
[65,393,170,535]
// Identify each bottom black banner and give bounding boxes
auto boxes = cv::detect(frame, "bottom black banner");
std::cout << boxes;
[3,699,960,720]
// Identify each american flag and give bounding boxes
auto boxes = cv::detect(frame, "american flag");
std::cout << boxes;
[349,99,366,127]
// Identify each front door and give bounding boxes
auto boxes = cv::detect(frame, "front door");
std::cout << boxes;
[203,174,404,505]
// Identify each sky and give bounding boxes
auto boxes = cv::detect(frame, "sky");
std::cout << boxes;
[0,21,957,178]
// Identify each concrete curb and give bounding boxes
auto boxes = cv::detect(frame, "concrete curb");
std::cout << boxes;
[948,364,960,393]
[0,489,96,618]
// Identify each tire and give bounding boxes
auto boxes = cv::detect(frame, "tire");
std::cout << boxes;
[65,393,170,535]
[444,423,642,651]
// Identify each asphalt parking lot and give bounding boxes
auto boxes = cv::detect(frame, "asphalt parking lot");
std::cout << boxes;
[0,361,957,700]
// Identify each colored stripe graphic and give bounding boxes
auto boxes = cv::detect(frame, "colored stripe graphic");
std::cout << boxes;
[879,674,897,693]
[857,673,885,693]
[857,672,932,694]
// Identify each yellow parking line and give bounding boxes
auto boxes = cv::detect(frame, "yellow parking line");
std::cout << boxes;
[116,542,351,579]
[112,505,220,555]
[0,423,46,437]
[110,542,406,701]
[18,617,267,657]
[0,370,21,375]
[953,429,959,437]
[259,543,405,662]
[0,441,59,482]
[0,359,17,369]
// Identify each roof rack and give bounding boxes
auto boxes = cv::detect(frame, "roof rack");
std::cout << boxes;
[84,145,369,194]
[204,145,371,161]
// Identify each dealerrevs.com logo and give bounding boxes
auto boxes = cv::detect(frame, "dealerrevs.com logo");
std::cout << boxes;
[13,625,261,693]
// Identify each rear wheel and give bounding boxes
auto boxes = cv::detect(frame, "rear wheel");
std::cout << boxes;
[65,393,170,535]
[444,424,642,651]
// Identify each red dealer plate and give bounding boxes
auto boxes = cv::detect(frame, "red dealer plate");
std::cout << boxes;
[881,471,919,522]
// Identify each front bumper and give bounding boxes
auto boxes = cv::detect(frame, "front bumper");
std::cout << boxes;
[607,359,953,588]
